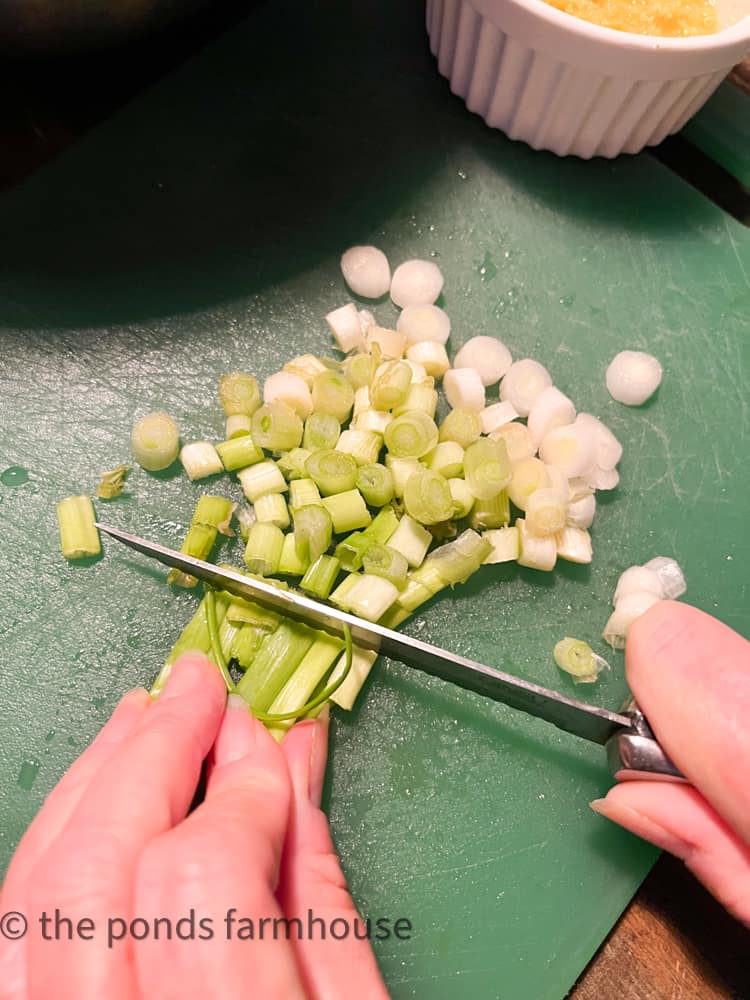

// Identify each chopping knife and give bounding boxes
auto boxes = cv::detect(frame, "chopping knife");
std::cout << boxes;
[96,522,685,783]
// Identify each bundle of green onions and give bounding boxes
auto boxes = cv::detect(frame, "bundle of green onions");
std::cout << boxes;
[57,243,628,731]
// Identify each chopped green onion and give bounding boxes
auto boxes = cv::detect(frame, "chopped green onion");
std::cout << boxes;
[386,513,432,567]
[305,448,358,496]
[329,572,361,610]
[251,401,303,452]
[236,620,316,712]
[131,412,180,472]
[278,532,310,576]
[235,505,256,541]
[356,463,394,507]
[555,526,592,564]
[329,645,378,710]
[553,637,608,684]
[254,493,290,529]
[230,624,267,669]
[336,429,383,466]
[303,412,341,452]
[226,596,281,630]
[215,435,264,472]
[367,326,407,359]
[362,506,400,544]
[277,447,312,481]
[180,441,223,481]
[428,520,458,542]
[403,469,454,525]
[205,589,235,692]
[322,489,372,533]
[166,495,235,587]
[334,532,372,571]
[311,370,355,423]
[482,526,520,564]
[238,460,288,502]
[57,495,101,560]
[508,457,550,512]
[490,421,536,463]
[384,410,439,458]
[370,360,411,410]
[225,414,252,439]
[193,495,235,535]
[95,464,131,500]
[469,490,510,531]
[219,372,261,416]
[405,340,450,379]
[301,554,341,599]
[444,368,485,412]
[385,455,422,497]
[151,591,231,695]
[344,353,374,389]
[425,441,463,478]
[438,409,482,448]
[284,353,328,386]
[354,408,392,434]
[425,529,492,585]
[516,518,557,572]
[362,544,408,588]
[344,573,399,621]
[392,382,439,418]
[447,477,474,519]
[525,487,567,537]
[288,478,321,510]
[243,522,284,575]
[463,438,512,500]
[396,576,436,612]
[263,371,313,419]
[293,504,333,563]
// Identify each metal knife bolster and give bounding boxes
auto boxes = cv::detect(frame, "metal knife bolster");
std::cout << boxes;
[606,698,686,782]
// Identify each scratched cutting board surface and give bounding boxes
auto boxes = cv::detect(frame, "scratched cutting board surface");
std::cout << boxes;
[1,1,749,998]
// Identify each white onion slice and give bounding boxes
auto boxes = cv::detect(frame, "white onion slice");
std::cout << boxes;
[443,368,485,412]
[406,340,450,379]
[575,413,622,470]
[566,493,596,529]
[613,566,664,605]
[556,526,592,564]
[499,359,552,417]
[390,260,444,308]
[454,336,512,386]
[326,303,365,354]
[603,591,662,649]
[480,401,520,435]
[585,466,620,491]
[539,423,596,479]
[397,304,451,345]
[358,309,376,333]
[606,350,663,406]
[366,326,407,359]
[642,556,687,599]
[340,246,391,299]
[263,371,313,419]
[490,422,535,464]
[527,386,576,448]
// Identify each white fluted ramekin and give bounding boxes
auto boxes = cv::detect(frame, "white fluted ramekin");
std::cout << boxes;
[425,0,750,157]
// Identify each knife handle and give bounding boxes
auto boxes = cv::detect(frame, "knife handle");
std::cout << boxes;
[605,696,687,783]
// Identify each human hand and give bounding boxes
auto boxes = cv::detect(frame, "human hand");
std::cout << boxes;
[0,653,390,999]
[591,602,750,927]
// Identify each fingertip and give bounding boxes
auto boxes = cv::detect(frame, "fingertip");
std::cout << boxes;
[161,650,226,703]
[625,600,693,683]
[212,696,283,770]
[282,711,329,808]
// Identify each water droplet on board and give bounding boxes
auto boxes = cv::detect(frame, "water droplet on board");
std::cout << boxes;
[1,466,29,487]
[17,759,40,790]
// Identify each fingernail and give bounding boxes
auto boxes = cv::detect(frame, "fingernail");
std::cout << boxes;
[308,709,330,808]
[227,693,249,711]
[161,651,212,700]
[590,797,693,859]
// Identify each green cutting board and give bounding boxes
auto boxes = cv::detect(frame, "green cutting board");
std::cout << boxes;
[1,2,749,998]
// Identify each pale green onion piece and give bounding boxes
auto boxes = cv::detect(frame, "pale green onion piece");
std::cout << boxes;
[443,368,485,412]
[482,526,520,564]
[527,387,576,447]
[288,478,321,511]
[385,455,422,497]
[243,522,284,575]
[322,489,372,533]
[263,371,313,419]
[354,408,392,434]
[334,532,373,571]
[326,303,366,354]
[293,504,333,563]
[235,505,257,542]
[305,448,358,496]
[362,544,408,589]
[303,412,341,452]
[180,441,223,481]
[219,372,261,417]
[390,260,443,309]
[396,577,435,612]
[259,630,347,733]
[283,354,328,386]
[278,532,310,576]
[379,605,411,629]
[251,401,303,453]
[499,359,552,417]
[235,620,316,712]
[480,401,520,435]
[370,360,411,411]
[508,457,550,512]
[343,353,373,390]
[463,437,512,500]
[405,340,450,378]
[384,410,438,458]
[386,513,432,567]
[57,495,101,560]
[454,336,513,386]
[438,409,482,448]
[230,624,266,670]
[403,469,454,525]
[226,595,281,631]
[642,556,686,600]
[353,385,371,420]
[345,573,399,621]
[469,491,510,530]
[96,464,131,500]
[425,441,464,478]
[447,478,474,519]
[277,448,312,481]
[225,415,252,439]
[205,588,235,693]
[301,554,341,599]
[363,506,400,544]
[525,487,567,537]
[193,495,235,535]
[603,592,662,649]
[238,460,288,502]
[215,435,264,472]
[131,411,180,472]
[329,572,361,610]
[356,463,394,507]
[555,526,592,564]
[329,646,378,711]
[490,421,536,464]
[392,382,439,418]
[151,591,231,695]
[516,518,557,572]
[426,529,492,585]
[254,493,290,529]
[336,429,383,466]
[553,638,608,684]
[168,495,235,586]
[428,520,458,542]
[403,359,429,384]
[311,370,355,423]
[366,326,407,360]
